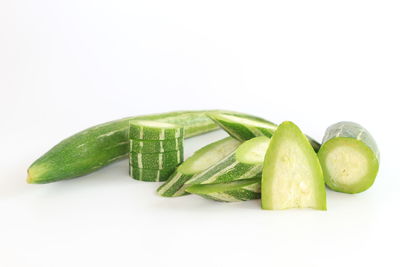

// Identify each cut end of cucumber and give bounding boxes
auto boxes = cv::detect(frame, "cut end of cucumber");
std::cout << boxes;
[262,121,326,210]
[235,136,270,164]
[318,137,379,194]
[129,120,179,129]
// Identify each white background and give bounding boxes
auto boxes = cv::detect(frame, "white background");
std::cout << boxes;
[1,1,399,266]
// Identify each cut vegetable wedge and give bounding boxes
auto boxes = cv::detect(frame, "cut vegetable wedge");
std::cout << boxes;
[128,120,184,140]
[262,121,326,210]
[318,121,379,194]
[129,138,183,153]
[186,177,261,202]
[129,166,176,182]
[208,111,321,152]
[129,150,183,169]
[157,137,241,197]
[186,136,270,185]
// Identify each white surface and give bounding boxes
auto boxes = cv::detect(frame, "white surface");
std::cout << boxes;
[1,1,399,266]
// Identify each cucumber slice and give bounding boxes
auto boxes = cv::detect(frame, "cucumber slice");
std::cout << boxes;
[262,121,326,210]
[129,166,176,182]
[208,111,321,152]
[318,121,379,194]
[129,138,183,153]
[186,177,261,202]
[185,136,270,185]
[129,150,183,169]
[157,137,241,197]
[129,120,184,140]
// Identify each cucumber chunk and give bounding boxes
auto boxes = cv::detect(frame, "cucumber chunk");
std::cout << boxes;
[129,150,183,169]
[157,137,241,197]
[129,167,176,182]
[129,120,184,140]
[318,122,379,194]
[262,121,326,210]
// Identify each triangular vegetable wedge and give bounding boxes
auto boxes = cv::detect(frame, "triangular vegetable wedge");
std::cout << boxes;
[262,121,326,210]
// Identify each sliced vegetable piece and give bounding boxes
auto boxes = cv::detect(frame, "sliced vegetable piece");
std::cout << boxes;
[129,166,176,182]
[262,121,326,210]
[128,120,184,140]
[129,138,183,153]
[186,177,261,202]
[207,111,321,151]
[129,150,183,169]
[185,136,269,185]
[27,110,219,184]
[157,137,241,197]
[318,121,379,194]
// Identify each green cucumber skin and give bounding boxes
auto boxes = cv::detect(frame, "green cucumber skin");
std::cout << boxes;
[186,178,261,202]
[321,121,379,161]
[185,152,263,185]
[129,150,183,169]
[28,110,220,184]
[129,139,183,153]
[208,112,321,152]
[129,167,176,182]
[128,121,184,140]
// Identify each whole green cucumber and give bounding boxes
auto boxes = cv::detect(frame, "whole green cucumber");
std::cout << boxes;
[27,110,220,184]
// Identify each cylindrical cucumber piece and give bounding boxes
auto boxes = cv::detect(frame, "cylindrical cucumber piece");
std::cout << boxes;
[27,110,220,184]
[128,120,184,140]
[157,137,241,197]
[186,177,261,202]
[129,150,183,169]
[129,166,176,182]
[129,138,183,153]
[318,121,379,194]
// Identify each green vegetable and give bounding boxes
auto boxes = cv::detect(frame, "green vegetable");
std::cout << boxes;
[318,121,379,194]
[262,121,326,210]
[207,111,321,151]
[157,137,241,197]
[186,177,261,202]
[129,138,183,153]
[128,120,184,140]
[185,136,269,185]
[129,167,176,182]
[129,150,183,169]
[27,110,219,184]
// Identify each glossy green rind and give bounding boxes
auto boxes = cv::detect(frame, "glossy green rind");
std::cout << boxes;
[128,120,184,140]
[157,137,241,197]
[129,166,176,182]
[186,178,261,202]
[129,138,183,153]
[27,110,220,184]
[262,121,326,210]
[318,121,379,194]
[129,150,183,169]
[207,111,321,152]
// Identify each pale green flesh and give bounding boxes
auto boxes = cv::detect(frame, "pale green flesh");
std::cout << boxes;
[130,120,179,128]
[187,178,260,194]
[236,136,270,164]
[262,121,326,210]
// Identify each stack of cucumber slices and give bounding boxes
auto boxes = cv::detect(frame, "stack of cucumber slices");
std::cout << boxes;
[27,110,380,211]
[128,120,184,182]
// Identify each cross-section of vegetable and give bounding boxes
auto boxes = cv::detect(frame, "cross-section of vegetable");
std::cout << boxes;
[318,121,379,194]
[262,121,326,210]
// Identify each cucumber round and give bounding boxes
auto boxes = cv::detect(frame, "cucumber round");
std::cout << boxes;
[129,166,176,182]
[318,122,379,194]
[262,121,327,210]
[157,137,241,197]
[185,136,270,185]
[129,150,183,170]
[186,177,261,202]
[129,138,183,153]
[128,120,184,140]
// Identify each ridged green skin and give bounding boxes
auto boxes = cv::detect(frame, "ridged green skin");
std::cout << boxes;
[318,121,379,194]
[186,178,261,202]
[185,151,263,185]
[129,166,176,182]
[128,120,184,140]
[208,111,321,152]
[157,137,241,197]
[129,150,183,169]
[28,110,220,184]
[262,121,326,210]
[129,139,183,153]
